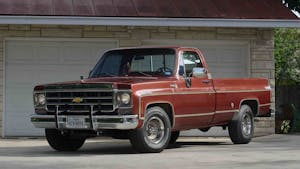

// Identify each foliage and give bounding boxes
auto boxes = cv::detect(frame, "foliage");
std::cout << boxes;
[283,0,300,13]
[275,28,300,85]
[281,120,291,134]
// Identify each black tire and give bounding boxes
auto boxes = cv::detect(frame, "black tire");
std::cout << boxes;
[228,105,254,144]
[169,131,180,145]
[45,129,86,151]
[129,106,172,153]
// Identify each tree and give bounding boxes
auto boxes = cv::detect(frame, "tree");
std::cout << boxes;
[283,0,300,13]
[275,28,300,85]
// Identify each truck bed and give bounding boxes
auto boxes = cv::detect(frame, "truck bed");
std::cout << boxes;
[211,78,271,124]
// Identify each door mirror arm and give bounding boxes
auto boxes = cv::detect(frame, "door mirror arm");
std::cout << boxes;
[185,77,192,88]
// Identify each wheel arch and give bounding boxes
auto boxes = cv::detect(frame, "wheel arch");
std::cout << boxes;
[239,98,259,116]
[145,102,175,128]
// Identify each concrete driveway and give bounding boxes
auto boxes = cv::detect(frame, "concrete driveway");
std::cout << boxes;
[0,134,300,169]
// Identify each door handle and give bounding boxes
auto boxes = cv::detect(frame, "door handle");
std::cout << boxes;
[170,84,178,88]
[202,80,210,84]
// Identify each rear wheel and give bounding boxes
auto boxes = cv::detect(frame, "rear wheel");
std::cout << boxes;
[45,129,86,151]
[228,105,254,144]
[129,107,171,153]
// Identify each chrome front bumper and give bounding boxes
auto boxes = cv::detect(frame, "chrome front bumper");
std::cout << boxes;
[31,114,139,130]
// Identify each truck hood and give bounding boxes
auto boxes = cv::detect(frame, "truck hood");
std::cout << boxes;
[81,76,161,84]
[35,76,175,90]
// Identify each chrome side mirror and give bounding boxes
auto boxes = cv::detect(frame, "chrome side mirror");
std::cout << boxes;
[192,67,207,78]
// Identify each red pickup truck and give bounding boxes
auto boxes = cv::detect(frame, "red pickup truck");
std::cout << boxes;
[31,47,271,153]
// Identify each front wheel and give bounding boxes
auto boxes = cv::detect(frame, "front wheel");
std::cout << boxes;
[45,129,86,151]
[129,107,171,153]
[228,105,254,144]
[169,131,180,145]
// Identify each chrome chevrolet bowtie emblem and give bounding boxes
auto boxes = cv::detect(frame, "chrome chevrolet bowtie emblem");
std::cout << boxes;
[72,97,83,103]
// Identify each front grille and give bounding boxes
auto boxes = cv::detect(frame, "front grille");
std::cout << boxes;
[45,89,114,115]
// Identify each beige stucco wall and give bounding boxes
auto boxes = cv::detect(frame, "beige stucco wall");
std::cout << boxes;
[0,25,275,136]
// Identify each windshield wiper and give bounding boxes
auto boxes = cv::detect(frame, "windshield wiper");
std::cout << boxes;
[93,72,117,77]
[133,71,152,77]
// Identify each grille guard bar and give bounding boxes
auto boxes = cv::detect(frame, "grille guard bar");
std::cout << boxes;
[31,105,138,130]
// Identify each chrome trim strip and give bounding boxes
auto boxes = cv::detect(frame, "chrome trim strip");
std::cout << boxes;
[175,112,214,118]
[215,109,239,114]
[174,110,238,118]
[138,89,270,97]
[141,91,215,97]
[216,89,270,93]
[259,103,271,107]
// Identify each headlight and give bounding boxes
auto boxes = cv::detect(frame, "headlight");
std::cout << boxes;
[116,92,132,107]
[34,93,46,106]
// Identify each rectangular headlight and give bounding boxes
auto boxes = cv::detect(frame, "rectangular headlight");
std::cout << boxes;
[34,93,46,107]
[116,91,132,108]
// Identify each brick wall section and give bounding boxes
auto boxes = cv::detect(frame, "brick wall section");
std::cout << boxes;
[0,25,275,136]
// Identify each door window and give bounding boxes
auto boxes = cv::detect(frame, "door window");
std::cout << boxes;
[180,51,203,77]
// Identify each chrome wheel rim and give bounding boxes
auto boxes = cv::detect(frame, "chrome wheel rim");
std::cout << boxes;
[241,113,252,136]
[145,116,165,144]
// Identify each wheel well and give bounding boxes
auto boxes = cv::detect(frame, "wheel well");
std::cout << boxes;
[147,103,174,127]
[241,100,258,116]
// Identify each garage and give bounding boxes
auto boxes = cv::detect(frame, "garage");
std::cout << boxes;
[4,39,117,136]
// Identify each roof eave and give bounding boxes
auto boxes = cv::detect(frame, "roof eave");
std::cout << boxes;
[0,16,299,28]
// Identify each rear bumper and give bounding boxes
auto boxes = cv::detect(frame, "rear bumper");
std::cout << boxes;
[31,114,139,130]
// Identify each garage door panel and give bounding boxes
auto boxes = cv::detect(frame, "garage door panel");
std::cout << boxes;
[36,46,61,63]
[62,46,101,64]
[4,39,118,136]
[37,66,91,78]
[6,45,35,63]
[6,66,39,83]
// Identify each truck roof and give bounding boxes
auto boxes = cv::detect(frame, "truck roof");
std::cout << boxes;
[107,46,199,51]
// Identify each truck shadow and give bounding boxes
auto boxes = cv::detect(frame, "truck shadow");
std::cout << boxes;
[168,141,228,149]
[0,140,229,157]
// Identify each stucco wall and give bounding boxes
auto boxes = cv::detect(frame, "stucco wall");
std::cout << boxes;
[0,25,275,136]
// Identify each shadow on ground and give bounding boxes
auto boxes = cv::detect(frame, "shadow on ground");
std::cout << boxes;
[0,140,229,157]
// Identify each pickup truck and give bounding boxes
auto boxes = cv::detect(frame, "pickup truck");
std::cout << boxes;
[31,47,271,153]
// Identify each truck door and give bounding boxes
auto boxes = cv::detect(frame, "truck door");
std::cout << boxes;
[174,49,215,129]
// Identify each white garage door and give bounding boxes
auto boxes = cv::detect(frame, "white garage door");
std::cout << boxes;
[4,39,117,137]
[143,40,249,78]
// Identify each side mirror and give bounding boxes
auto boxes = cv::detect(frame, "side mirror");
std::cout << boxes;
[192,67,207,78]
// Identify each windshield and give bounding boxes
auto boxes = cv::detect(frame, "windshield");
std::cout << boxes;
[89,48,176,78]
